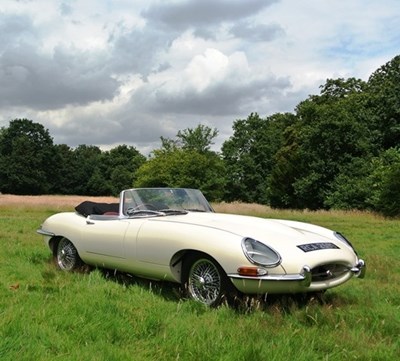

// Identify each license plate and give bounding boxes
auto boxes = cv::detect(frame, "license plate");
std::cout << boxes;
[297,242,340,252]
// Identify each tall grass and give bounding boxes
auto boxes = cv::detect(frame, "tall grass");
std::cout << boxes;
[1,199,399,360]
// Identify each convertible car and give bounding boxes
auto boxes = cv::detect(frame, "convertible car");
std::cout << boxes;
[37,188,366,306]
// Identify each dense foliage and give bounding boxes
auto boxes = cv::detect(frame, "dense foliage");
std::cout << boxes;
[0,55,399,216]
[0,119,146,197]
[222,56,400,217]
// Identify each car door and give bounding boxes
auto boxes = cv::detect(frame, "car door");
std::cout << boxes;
[79,217,131,268]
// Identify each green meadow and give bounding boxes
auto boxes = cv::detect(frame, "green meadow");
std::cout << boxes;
[1,200,399,361]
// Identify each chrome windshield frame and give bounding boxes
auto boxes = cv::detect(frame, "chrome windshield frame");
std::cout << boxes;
[120,188,214,216]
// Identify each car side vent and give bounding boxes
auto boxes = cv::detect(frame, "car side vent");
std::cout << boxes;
[311,264,349,282]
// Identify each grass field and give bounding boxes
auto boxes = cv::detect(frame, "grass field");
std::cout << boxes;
[1,196,399,360]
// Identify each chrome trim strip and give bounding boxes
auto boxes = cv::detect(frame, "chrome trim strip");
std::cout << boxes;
[241,237,282,268]
[228,266,311,287]
[36,228,55,237]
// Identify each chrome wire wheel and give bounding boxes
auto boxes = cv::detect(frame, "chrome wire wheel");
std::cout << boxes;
[187,257,223,306]
[56,238,81,271]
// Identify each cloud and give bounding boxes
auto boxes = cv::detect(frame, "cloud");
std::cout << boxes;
[0,13,38,49]
[109,27,175,76]
[229,21,285,42]
[59,2,73,16]
[0,0,399,154]
[143,0,278,30]
[130,48,291,116]
[0,44,119,109]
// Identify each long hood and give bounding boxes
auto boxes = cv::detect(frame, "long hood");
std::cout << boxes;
[150,212,357,272]
[152,212,337,247]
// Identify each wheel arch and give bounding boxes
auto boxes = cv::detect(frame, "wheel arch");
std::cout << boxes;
[170,249,224,284]
[49,236,83,260]
[49,236,63,256]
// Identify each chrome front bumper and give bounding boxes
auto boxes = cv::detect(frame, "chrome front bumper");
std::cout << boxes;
[350,259,366,279]
[228,259,366,294]
[229,265,313,286]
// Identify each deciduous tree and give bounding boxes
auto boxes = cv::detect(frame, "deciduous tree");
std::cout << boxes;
[222,112,295,203]
[0,119,56,194]
[135,125,226,201]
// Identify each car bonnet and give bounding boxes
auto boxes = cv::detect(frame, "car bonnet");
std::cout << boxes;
[151,212,338,248]
[150,212,358,272]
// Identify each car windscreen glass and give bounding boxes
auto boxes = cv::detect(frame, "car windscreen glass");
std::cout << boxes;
[122,188,214,215]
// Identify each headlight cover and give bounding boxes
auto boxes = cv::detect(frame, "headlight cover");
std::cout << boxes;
[242,238,281,267]
[334,232,357,254]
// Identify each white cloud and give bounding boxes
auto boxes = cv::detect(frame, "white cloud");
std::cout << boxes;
[184,48,230,91]
[0,0,399,154]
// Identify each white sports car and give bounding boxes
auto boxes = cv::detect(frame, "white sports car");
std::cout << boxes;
[37,188,366,306]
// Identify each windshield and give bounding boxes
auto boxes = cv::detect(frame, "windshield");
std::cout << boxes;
[121,188,214,216]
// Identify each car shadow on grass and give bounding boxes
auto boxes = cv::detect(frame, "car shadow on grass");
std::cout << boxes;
[99,268,183,303]
[97,267,354,313]
[45,256,355,313]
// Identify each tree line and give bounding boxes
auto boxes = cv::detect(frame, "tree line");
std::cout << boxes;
[1,55,399,217]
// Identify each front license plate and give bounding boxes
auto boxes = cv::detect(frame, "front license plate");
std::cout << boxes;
[297,242,340,252]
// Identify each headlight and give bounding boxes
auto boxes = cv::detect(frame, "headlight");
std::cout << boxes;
[242,238,281,267]
[334,232,357,254]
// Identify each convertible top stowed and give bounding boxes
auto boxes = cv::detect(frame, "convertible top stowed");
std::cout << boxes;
[75,201,119,217]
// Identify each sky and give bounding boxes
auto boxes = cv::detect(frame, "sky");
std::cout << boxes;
[1,0,399,154]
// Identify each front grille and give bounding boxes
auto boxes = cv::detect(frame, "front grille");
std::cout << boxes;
[311,263,349,282]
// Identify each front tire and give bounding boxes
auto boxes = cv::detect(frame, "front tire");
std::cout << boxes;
[183,254,229,307]
[56,238,82,271]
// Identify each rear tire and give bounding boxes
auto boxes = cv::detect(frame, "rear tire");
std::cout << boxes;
[183,253,230,307]
[56,238,83,271]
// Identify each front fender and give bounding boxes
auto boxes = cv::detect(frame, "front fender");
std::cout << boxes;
[38,212,85,250]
